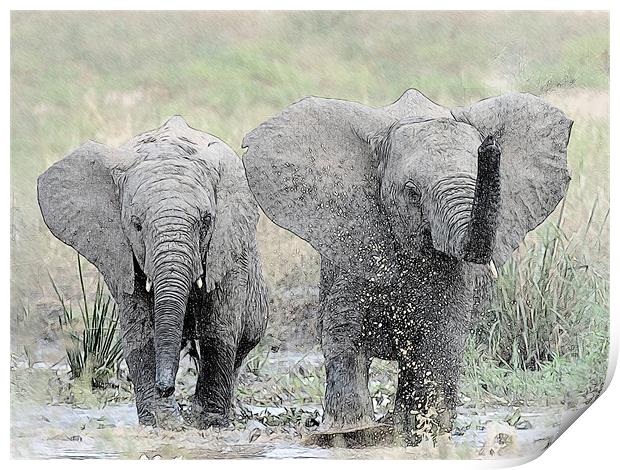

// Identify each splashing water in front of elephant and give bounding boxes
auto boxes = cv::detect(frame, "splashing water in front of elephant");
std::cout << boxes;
[11,351,580,460]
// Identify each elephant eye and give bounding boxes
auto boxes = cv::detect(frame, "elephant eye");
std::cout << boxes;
[201,213,212,230]
[131,215,142,232]
[405,181,421,204]
[199,213,213,240]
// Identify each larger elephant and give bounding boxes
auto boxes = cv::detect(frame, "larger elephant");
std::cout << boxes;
[242,90,571,443]
[38,116,269,429]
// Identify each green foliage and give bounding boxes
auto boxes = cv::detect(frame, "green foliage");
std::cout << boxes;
[50,255,123,388]
[462,194,609,407]
[462,335,607,407]
[473,201,608,371]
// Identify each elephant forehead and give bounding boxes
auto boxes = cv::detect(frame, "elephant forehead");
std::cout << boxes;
[121,160,217,210]
[125,158,215,185]
[390,119,481,167]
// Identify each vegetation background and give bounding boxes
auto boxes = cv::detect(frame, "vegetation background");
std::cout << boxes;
[11,11,609,420]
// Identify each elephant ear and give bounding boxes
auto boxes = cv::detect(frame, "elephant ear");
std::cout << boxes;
[204,146,259,292]
[452,93,572,267]
[37,141,137,295]
[242,89,450,276]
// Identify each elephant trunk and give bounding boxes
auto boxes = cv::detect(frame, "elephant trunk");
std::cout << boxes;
[425,174,477,259]
[463,135,502,264]
[151,234,199,398]
[425,136,501,262]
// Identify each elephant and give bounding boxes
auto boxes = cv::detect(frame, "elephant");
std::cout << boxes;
[242,90,571,443]
[38,116,269,429]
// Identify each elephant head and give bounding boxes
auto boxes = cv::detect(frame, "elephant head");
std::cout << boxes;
[242,90,571,277]
[38,116,257,396]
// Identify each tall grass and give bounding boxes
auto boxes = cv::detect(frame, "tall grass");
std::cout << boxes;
[473,200,608,371]
[461,198,609,406]
[50,255,123,388]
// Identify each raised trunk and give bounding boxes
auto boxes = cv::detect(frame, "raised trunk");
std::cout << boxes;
[425,174,476,259]
[463,135,502,264]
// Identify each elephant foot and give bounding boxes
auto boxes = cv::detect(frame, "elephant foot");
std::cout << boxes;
[305,415,393,448]
[305,423,394,448]
[191,412,230,430]
[152,397,186,431]
[188,402,230,429]
[393,408,454,447]
[135,401,156,427]
[137,411,156,427]
[378,411,394,426]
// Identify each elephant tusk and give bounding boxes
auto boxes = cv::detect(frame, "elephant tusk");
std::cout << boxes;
[146,279,152,292]
[488,260,498,279]
[196,278,203,289]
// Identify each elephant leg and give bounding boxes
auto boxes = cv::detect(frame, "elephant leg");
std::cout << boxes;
[321,347,376,433]
[118,291,183,429]
[117,292,156,425]
[191,285,241,429]
[317,278,376,434]
[393,320,467,445]
[192,335,237,428]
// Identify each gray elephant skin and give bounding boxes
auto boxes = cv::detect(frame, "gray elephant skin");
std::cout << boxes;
[38,116,269,429]
[242,90,571,443]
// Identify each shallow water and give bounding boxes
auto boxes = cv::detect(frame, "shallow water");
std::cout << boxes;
[10,349,585,459]
[10,400,580,460]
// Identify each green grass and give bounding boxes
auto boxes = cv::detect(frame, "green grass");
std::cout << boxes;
[473,203,608,371]
[50,255,123,389]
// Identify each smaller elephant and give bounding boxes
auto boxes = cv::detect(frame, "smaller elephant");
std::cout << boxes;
[242,90,571,443]
[38,116,269,429]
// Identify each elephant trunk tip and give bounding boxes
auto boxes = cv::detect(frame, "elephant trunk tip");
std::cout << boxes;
[156,382,175,398]
[156,369,176,398]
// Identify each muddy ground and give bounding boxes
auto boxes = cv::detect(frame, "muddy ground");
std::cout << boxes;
[10,349,585,460]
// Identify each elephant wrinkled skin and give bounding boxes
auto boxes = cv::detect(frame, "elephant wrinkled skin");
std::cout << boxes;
[38,116,269,429]
[242,90,571,444]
